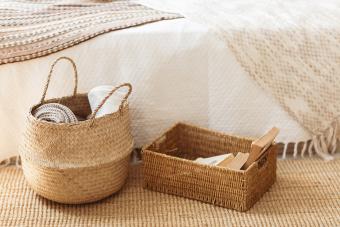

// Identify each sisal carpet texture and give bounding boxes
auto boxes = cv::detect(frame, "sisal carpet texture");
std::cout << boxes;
[0,159,339,226]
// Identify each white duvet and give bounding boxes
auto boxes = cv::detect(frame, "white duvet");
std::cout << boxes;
[0,19,310,160]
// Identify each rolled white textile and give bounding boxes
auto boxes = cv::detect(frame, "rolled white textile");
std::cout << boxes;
[32,103,78,123]
[88,85,128,118]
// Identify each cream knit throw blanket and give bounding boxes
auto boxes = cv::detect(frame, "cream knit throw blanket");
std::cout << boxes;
[0,0,180,65]
[140,0,340,160]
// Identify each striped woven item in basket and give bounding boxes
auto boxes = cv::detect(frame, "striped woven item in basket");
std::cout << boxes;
[32,103,78,123]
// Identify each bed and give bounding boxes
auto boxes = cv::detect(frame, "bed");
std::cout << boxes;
[0,18,310,160]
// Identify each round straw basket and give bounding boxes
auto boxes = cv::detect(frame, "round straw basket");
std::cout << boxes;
[19,57,134,204]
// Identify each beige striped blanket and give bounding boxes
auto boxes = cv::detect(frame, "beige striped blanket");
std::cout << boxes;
[0,0,180,65]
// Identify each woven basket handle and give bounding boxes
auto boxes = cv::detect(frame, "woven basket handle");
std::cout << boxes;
[89,83,132,119]
[40,57,78,104]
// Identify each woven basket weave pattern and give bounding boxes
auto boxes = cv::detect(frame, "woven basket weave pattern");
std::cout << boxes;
[19,57,134,204]
[21,156,130,204]
[142,123,277,211]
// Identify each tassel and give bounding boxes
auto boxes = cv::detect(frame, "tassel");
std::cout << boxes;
[281,143,288,159]
[301,141,307,158]
[293,142,298,158]
[308,119,338,161]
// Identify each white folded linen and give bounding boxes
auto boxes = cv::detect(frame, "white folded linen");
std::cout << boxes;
[88,85,129,118]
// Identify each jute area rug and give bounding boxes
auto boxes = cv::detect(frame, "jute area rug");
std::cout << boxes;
[0,159,339,226]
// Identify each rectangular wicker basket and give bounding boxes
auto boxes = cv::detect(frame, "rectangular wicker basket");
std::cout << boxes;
[142,123,277,212]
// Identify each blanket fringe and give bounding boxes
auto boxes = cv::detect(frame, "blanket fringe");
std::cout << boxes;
[0,156,21,169]
[281,119,339,161]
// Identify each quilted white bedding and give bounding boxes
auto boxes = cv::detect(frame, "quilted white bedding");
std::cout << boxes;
[0,19,310,160]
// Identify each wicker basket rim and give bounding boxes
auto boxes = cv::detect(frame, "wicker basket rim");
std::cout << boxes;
[156,122,256,143]
[28,93,129,128]
[141,122,254,152]
[180,122,256,140]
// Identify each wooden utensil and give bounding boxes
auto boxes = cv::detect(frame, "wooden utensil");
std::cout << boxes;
[222,152,249,170]
[242,127,279,170]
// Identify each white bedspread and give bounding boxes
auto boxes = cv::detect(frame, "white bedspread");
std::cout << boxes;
[0,19,310,160]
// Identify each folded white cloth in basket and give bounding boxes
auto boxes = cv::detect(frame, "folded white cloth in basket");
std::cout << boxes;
[32,103,78,123]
